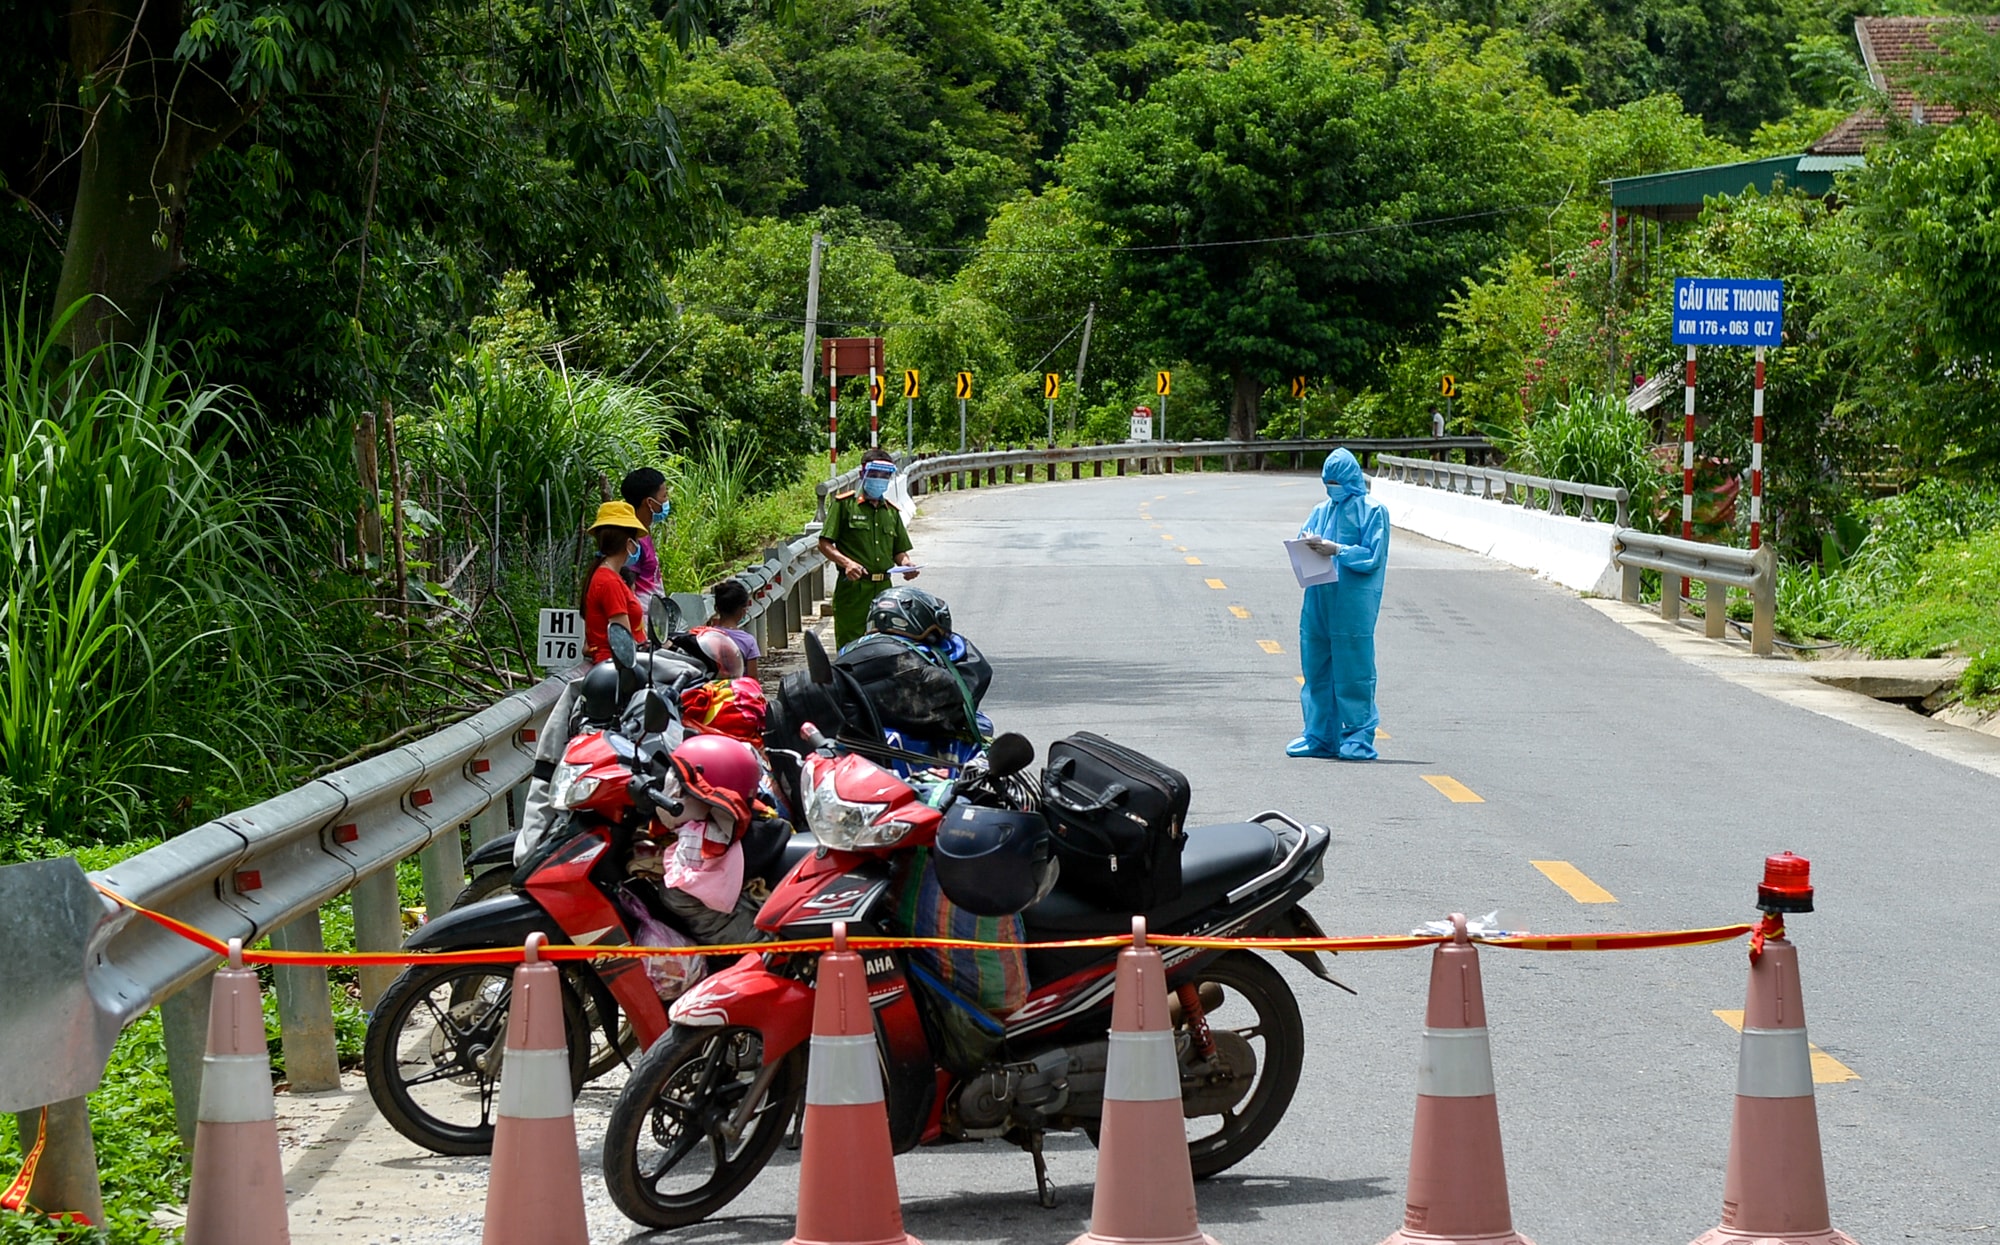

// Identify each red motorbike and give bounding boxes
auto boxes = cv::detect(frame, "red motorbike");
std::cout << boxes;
[599,729,1339,1229]
[363,635,809,1156]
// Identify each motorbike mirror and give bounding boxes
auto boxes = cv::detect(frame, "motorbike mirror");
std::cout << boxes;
[647,594,676,640]
[608,623,637,671]
[985,732,1035,779]
[803,630,834,686]
[642,689,674,736]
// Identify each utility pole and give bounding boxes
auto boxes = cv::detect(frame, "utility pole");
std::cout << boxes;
[798,231,824,398]
[1070,301,1095,435]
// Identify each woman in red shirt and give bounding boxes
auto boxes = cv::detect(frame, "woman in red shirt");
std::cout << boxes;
[582,501,649,663]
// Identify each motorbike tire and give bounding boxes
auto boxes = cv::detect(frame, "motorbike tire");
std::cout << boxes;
[448,866,513,911]
[1090,951,1305,1178]
[441,872,632,1082]
[364,960,590,1156]
[601,1024,806,1229]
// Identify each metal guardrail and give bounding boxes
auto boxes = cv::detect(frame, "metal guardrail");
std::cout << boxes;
[815,437,1495,519]
[1612,529,1776,656]
[0,525,834,1199]
[1375,454,1631,529]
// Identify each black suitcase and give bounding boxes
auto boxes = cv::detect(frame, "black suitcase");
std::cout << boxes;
[1041,732,1190,910]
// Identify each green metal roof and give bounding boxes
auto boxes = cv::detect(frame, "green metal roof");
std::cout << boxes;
[1607,154,1860,219]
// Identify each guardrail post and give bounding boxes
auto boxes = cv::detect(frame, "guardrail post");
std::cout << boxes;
[1752,546,1776,657]
[420,825,465,920]
[9,1099,103,1223]
[1620,549,1642,604]
[1660,575,1682,622]
[1093,460,1102,478]
[270,910,342,1092]
[470,794,509,848]
[1705,582,1729,639]
[160,976,212,1145]
[350,865,404,1009]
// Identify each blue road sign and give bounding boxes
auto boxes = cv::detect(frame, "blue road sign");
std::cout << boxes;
[1672,278,1783,347]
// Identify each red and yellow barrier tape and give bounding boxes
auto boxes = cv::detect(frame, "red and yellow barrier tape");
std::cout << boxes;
[93,881,1753,967]
[0,1107,93,1227]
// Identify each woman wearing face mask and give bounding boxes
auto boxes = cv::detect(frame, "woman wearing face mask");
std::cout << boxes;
[619,467,672,611]
[816,447,917,647]
[581,501,650,664]
[1289,448,1391,760]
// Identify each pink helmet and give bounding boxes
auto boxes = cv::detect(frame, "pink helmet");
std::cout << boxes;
[695,627,746,680]
[668,734,761,838]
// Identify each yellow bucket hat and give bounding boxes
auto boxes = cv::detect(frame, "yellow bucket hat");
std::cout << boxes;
[590,500,645,533]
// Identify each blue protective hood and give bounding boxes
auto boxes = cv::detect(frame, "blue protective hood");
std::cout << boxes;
[1322,449,1368,499]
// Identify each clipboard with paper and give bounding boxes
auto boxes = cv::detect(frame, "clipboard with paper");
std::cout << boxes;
[1284,538,1340,588]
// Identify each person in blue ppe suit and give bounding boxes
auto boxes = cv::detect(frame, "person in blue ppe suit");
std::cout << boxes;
[1289,449,1390,760]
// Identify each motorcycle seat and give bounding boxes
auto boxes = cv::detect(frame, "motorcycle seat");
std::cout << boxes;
[1021,822,1278,937]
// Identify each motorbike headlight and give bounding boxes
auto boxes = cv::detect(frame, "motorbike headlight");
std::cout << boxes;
[805,770,914,850]
[550,760,600,811]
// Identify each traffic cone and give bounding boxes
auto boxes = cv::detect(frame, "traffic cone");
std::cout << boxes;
[1692,853,1856,1245]
[482,933,587,1245]
[788,921,920,1245]
[1069,917,1219,1245]
[1376,914,1533,1245]
[185,938,290,1245]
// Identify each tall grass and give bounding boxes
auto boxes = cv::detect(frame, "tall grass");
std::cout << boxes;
[657,434,824,595]
[1506,388,1668,525]
[0,298,296,839]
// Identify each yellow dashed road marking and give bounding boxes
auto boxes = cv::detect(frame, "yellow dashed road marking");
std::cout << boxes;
[1530,860,1618,904]
[1205,579,1226,590]
[1185,556,1203,565]
[1257,639,1283,654]
[1421,775,1484,803]
[1154,494,1166,500]
[1712,1011,1859,1083]
[1229,606,1250,619]
[1295,675,1305,685]
[1160,534,1174,541]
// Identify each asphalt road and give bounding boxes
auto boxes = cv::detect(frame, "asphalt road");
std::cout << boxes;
[308,467,1997,1245]
[822,468,1995,1245]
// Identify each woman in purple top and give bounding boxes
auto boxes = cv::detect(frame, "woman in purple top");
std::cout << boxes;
[620,467,671,606]
[706,579,761,683]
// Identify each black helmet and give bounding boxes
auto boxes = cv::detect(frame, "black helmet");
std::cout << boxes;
[868,587,952,647]
[932,802,1058,916]
[580,660,622,725]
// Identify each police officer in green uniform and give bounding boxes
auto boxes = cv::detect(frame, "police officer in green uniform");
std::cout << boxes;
[818,448,918,647]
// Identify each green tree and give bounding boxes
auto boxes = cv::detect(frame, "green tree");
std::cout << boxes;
[0,0,724,351]
[1061,19,1558,440]
[664,50,805,216]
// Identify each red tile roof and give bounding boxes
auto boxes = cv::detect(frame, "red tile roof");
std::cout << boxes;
[1809,15,2000,155]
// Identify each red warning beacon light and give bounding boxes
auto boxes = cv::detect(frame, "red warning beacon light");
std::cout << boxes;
[1756,851,1814,914]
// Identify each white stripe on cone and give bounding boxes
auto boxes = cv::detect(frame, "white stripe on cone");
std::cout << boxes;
[1736,1027,1814,1099]
[496,1048,575,1120]
[1415,1028,1497,1098]
[198,1053,277,1124]
[805,1034,883,1106]
[1104,1030,1180,1103]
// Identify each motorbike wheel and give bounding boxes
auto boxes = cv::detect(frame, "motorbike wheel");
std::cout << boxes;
[448,866,513,911]
[602,1024,805,1229]
[364,960,590,1156]
[581,998,639,1082]
[438,871,633,1080]
[1179,951,1306,1179]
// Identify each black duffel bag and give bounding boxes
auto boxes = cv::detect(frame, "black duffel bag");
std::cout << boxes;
[834,634,979,742]
[1041,732,1190,910]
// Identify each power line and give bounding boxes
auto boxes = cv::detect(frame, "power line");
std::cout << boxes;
[874,202,1559,255]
